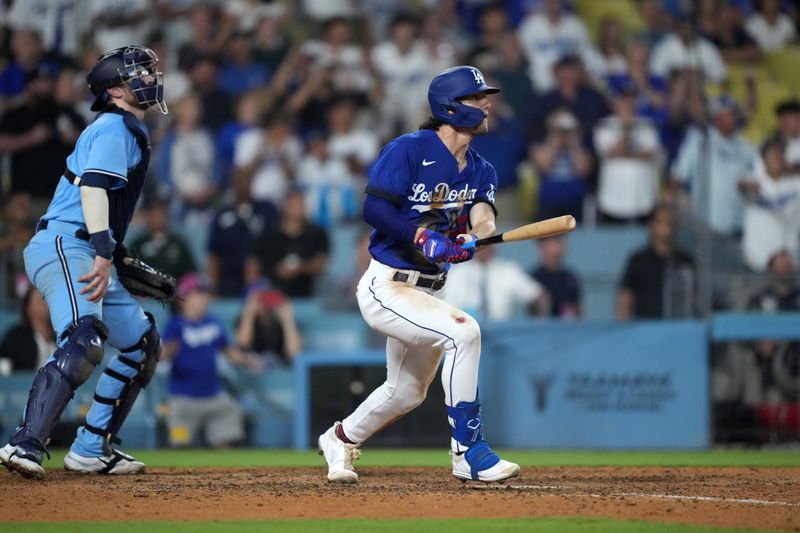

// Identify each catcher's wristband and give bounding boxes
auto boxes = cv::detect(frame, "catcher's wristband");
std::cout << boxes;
[90,231,114,259]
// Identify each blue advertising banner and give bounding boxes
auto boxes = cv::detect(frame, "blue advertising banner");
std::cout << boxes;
[479,320,709,449]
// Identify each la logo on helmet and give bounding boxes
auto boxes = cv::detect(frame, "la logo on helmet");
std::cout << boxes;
[471,68,485,85]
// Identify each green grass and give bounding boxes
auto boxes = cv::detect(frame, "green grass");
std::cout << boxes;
[40,448,800,469]
[0,518,786,533]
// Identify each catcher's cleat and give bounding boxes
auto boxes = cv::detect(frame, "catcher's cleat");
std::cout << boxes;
[451,440,519,483]
[318,422,360,483]
[0,442,46,480]
[64,449,145,475]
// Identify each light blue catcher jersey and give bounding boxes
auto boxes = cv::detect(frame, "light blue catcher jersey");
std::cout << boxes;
[41,112,143,232]
[367,129,498,274]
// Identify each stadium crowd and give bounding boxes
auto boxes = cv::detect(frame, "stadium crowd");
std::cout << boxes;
[1,0,800,444]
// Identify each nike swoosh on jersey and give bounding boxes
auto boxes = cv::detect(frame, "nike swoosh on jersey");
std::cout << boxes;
[422,159,436,166]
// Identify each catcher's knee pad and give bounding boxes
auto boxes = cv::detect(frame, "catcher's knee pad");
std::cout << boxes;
[9,316,108,448]
[86,313,160,454]
[447,398,484,448]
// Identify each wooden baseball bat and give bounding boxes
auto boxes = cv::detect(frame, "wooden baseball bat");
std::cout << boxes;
[461,215,577,249]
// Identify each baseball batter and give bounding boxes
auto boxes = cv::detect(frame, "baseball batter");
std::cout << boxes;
[319,66,520,483]
[0,46,168,479]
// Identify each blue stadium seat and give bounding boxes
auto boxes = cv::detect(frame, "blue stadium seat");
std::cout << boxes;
[299,313,367,351]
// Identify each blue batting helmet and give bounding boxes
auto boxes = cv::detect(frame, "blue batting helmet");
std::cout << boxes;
[428,66,499,128]
[87,45,168,114]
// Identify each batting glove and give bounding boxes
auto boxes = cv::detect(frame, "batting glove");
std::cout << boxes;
[416,229,456,263]
[450,234,477,263]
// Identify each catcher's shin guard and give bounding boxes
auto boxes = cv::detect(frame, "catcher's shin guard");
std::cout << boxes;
[84,313,160,455]
[9,316,109,450]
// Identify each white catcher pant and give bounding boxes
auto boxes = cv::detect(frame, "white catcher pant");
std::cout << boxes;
[342,259,481,449]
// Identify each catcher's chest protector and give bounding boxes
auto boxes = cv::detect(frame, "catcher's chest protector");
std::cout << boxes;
[104,108,152,244]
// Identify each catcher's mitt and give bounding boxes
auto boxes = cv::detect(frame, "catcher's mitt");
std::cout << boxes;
[113,246,176,303]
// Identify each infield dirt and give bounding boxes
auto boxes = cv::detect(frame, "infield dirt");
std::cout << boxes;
[1,466,799,530]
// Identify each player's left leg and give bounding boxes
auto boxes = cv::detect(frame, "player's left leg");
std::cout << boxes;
[65,275,160,474]
[433,289,520,483]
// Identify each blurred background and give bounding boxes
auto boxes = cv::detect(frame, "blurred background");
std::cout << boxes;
[0,0,799,451]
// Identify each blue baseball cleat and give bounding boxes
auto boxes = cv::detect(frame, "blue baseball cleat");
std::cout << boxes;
[0,442,46,480]
[451,440,520,482]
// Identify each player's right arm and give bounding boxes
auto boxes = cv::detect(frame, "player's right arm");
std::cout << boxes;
[76,121,137,302]
[78,186,113,302]
[363,140,466,263]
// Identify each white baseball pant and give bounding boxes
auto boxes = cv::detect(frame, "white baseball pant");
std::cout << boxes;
[341,259,481,452]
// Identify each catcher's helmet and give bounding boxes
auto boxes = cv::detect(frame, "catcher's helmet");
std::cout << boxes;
[87,45,168,114]
[428,66,499,128]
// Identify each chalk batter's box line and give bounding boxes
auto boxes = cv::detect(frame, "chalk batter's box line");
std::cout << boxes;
[470,484,800,507]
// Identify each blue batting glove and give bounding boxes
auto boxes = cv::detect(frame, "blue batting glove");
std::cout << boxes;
[415,229,452,263]
[451,234,477,263]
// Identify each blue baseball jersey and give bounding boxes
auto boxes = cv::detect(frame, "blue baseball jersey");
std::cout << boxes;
[40,109,149,244]
[367,129,498,274]
[163,314,229,398]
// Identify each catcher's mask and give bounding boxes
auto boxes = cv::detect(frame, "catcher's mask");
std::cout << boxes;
[87,45,168,114]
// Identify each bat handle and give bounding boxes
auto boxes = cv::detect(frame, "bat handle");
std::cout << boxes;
[461,240,477,250]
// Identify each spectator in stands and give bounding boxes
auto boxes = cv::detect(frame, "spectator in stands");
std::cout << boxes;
[670,95,759,236]
[0,192,35,302]
[700,1,762,64]
[215,90,264,188]
[187,54,233,133]
[235,285,302,368]
[531,235,582,319]
[617,205,694,320]
[218,32,270,97]
[5,1,83,60]
[0,286,55,372]
[661,68,708,162]
[748,250,800,312]
[326,96,380,181]
[251,4,292,73]
[299,17,377,104]
[296,130,358,228]
[86,0,154,53]
[607,39,669,143]
[446,246,547,321]
[517,0,592,92]
[485,33,535,121]
[585,16,628,82]
[0,64,85,200]
[635,0,672,47]
[233,110,303,206]
[154,92,218,225]
[470,91,527,193]
[177,4,234,71]
[0,29,61,104]
[467,2,511,65]
[207,170,278,298]
[764,99,800,173]
[740,140,800,271]
[650,11,728,84]
[745,0,797,51]
[526,54,611,145]
[594,83,663,224]
[161,273,261,448]
[128,195,197,281]
[531,108,593,221]
[246,189,330,298]
[370,13,432,138]
[716,337,800,443]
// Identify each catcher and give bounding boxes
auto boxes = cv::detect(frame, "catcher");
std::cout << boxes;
[0,45,174,479]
